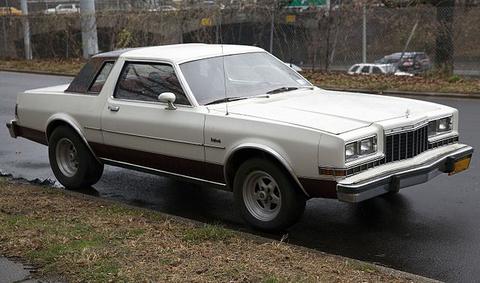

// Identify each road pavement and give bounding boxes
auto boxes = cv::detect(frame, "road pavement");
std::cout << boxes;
[1,71,479,282]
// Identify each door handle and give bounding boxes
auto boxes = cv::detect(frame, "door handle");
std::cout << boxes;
[108,105,120,112]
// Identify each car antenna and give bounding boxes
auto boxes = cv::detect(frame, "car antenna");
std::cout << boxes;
[221,43,229,116]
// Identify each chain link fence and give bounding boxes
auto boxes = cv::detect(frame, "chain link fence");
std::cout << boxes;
[1,1,479,76]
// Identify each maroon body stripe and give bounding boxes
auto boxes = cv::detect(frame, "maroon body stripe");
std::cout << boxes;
[13,125,338,198]
[16,126,48,145]
[89,142,225,184]
[299,178,338,199]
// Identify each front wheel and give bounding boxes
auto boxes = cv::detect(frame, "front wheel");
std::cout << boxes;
[233,158,306,232]
[48,126,103,190]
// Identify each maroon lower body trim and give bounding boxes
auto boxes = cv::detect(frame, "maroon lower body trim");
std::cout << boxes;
[299,178,338,199]
[16,126,48,145]
[89,142,225,184]
[15,126,337,199]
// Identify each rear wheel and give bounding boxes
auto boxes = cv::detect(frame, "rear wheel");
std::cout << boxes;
[48,126,103,190]
[234,158,306,232]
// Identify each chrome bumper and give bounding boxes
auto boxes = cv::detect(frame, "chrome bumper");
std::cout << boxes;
[6,119,19,138]
[337,145,474,203]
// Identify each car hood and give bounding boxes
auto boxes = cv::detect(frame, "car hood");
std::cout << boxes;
[222,89,443,135]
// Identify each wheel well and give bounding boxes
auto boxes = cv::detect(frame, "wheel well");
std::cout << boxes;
[46,119,101,163]
[46,120,72,141]
[225,148,306,196]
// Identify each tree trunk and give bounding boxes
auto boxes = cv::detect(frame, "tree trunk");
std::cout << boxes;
[434,0,455,75]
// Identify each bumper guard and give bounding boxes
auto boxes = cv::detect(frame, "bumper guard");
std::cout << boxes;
[6,119,19,138]
[337,145,474,203]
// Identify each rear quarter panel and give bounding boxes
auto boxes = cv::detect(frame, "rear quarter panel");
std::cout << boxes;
[17,86,106,144]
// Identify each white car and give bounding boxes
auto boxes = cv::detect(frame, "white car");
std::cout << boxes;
[348,63,413,76]
[7,44,473,231]
[45,4,80,15]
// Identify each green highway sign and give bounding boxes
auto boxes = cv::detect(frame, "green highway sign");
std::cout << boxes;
[288,0,327,7]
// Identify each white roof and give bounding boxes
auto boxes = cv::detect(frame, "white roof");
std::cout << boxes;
[120,44,264,64]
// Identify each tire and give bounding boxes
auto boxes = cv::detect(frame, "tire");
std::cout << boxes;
[233,158,306,232]
[48,126,103,190]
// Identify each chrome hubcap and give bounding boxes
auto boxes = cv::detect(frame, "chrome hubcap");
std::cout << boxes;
[243,171,281,222]
[55,138,79,177]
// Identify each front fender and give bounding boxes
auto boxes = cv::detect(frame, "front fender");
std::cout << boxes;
[224,142,310,197]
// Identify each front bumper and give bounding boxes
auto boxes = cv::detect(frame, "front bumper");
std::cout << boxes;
[6,119,19,138]
[337,144,474,203]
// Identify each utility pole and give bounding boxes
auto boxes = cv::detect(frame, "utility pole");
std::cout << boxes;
[80,0,99,59]
[269,0,276,53]
[362,4,367,63]
[20,0,32,60]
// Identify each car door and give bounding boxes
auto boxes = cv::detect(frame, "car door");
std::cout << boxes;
[360,65,370,75]
[100,61,207,179]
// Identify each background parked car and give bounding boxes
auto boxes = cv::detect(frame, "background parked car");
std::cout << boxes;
[348,63,394,75]
[375,52,432,74]
[0,7,22,16]
[348,63,413,76]
[284,62,303,72]
[45,4,80,15]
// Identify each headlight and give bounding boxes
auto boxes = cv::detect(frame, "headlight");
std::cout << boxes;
[345,136,377,162]
[428,116,452,137]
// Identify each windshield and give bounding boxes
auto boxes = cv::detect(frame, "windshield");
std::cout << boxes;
[180,52,311,105]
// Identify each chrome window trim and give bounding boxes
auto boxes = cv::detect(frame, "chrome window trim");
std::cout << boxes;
[111,59,195,107]
[109,95,194,109]
[86,60,116,95]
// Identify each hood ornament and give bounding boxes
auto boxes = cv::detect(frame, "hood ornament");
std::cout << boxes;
[405,109,411,118]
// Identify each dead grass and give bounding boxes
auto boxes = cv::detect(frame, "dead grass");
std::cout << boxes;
[304,71,480,95]
[0,59,84,76]
[0,178,424,282]
[1,59,479,95]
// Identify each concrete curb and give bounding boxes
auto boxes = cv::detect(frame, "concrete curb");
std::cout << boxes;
[1,68,479,100]
[2,176,439,283]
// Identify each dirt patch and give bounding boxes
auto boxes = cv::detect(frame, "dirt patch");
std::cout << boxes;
[0,178,429,282]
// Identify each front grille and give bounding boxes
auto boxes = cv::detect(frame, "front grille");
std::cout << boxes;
[385,125,429,163]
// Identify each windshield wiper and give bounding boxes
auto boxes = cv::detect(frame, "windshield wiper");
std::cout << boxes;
[266,86,313,94]
[205,96,247,105]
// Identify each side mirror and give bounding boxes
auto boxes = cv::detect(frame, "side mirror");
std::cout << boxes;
[158,92,177,110]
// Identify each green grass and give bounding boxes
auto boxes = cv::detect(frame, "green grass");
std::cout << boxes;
[183,224,234,243]
[349,260,379,273]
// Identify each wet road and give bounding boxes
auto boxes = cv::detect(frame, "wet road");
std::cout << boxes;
[1,71,479,282]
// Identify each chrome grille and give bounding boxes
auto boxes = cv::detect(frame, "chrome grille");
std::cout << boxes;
[385,125,429,163]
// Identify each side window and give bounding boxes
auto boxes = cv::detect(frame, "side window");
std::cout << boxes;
[360,66,370,73]
[115,62,190,105]
[372,67,383,74]
[88,61,114,93]
[350,65,359,73]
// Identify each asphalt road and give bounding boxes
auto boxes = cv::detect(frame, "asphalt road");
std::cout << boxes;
[1,71,479,282]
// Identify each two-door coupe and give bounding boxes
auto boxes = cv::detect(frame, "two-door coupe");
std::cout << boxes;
[7,44,473,231]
